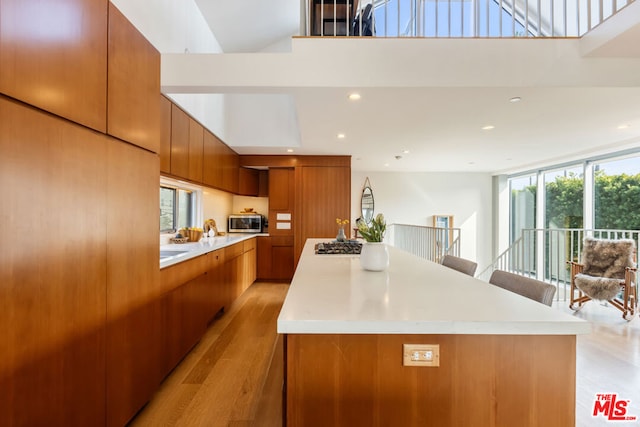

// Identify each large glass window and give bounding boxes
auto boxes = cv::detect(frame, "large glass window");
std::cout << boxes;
[509,174,536,243]
[544,166,583,230]
[594,157,640,230]
[160,186,195,232]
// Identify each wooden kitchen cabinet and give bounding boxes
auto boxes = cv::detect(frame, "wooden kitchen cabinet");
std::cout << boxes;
[221,143,240,194]
[0,96,108,425]
[170,104,190,179]
[269,168,294,211]
[188,118,204,183]
[243,238,257,290]
[160,253,210,374]
[269,168,295,238]
[159,96,172,174]
[257,236,294,281]
[0,0,108,132]
[272,236,295,280]
[239,167,260,196]
[107,3,161,153]
[203,129,224,189]
[105,139,161,427]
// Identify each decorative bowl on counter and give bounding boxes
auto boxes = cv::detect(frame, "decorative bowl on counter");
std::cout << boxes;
[187,229,203,242]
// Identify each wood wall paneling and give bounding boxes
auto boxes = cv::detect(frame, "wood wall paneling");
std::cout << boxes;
[286,334,576,427]
[170,104,190,179]
[159,96,172,173]
[107,3,161,153]
[0,0,108,132]
[296,166,350,263]
[106,139,162,427]
[188,118,204,183]
[0,96,107,425]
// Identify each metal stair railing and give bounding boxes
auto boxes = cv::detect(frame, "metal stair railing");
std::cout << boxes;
[387,223,461,263]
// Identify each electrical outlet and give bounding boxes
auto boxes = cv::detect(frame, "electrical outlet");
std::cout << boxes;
[403,344,440,367]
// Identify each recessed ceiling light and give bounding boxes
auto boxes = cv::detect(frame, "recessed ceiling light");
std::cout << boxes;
[402,149,410,154]
[286,149,294,153]
[482,125,495,130]
[384,163,389,167]
[337,133,346,139]
[617,124,630,129]
[509,97,522,103]
[348,93,361,101]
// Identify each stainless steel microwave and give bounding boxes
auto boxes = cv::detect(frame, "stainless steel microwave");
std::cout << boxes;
[228,214,263,233]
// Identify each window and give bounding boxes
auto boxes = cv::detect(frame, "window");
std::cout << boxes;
[594,156,640,230]
[509,174,536,244]
[544,166,583,229]
[160,185,195,233]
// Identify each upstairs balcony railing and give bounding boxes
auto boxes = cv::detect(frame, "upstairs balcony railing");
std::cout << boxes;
[306,0,634,38]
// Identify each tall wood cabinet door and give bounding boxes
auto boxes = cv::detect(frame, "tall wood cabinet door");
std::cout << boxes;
[0,0,108,132]
[257,236,273,280]
[159,96,172,174]
[107,3,161,153]
[203,130,223,189]
[106,141,161,427]
[269,168,295,237]
[188,118,204,182]
[296,166,351,262]
[0,96,107,426]
[269,168,294,211]
[170,104,189,179]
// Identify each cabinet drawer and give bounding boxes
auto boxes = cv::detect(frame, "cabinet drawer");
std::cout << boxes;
[210,248,225,268]
[225,242,244,259]
[243,237,257,252]
[160,254,209,293]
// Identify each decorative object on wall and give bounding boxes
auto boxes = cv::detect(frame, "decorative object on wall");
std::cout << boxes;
[358,213,388,271]
[361,177,375,225]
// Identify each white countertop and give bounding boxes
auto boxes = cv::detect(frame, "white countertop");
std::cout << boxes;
[277,239,591,335]
[160,233,266,269]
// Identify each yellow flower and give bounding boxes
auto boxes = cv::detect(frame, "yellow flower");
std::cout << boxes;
[336,218,349,225]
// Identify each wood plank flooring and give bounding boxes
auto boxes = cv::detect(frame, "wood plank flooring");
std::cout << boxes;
[129,282,288,427]
[130,282,640,427]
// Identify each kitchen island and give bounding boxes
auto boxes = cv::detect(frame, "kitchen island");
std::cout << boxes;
[278,239,590,427]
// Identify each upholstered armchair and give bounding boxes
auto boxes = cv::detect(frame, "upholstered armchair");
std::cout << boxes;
[568,237,637,321]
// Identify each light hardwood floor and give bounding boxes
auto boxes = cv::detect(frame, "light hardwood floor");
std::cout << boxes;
[130,282,288,427]
[130,282,640,427]
[556,300,640,426]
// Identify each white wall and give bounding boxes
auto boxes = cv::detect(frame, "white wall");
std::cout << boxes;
[202,188,233,233]
[232,196,269,216]
[351,171,494,270]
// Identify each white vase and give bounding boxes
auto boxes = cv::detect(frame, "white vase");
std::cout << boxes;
[359,242,389,271]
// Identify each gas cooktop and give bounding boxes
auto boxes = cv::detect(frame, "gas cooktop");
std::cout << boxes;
[314,241,362,255]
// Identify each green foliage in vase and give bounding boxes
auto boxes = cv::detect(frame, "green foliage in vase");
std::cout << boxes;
[357,213,386,242]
